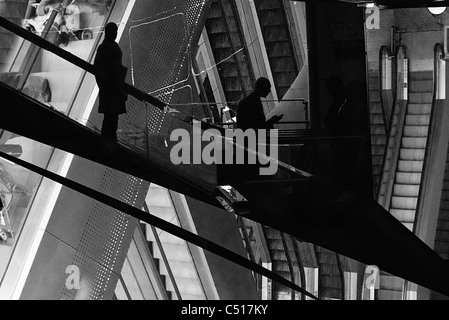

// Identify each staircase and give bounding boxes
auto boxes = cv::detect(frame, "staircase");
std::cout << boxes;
[389,71,433,231]
[377,271,404,300]
[253,0,299,99]
[0,0,28,72]
[368,70,387,198]
[204,0,254,105]
[263,226,323,300]
[378,70,434,300]
[144,184,207,300]
[315,246,343,300]
[263,226,299,300]
[138,222,172,300]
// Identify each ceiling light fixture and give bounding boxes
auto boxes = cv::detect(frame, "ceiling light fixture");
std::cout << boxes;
[428,6,447,15]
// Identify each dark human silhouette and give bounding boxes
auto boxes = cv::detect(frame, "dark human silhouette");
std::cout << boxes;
[324,76,367,136]
[227,77,283,184]
[94,22,127,142]
[324,76,348,135]
[236,77,283,130]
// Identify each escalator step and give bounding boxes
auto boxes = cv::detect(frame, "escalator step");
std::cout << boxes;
[390,196,417,210]
[405,114,430,126]
[408,92,434,104]
[380,274,404,291]
[397,160,424,172]
[400,148,425,160]
[401,137,427,148]
[377,289,403,300]
[407,103,432,115]
[409,80,433,93]
[395,172,422,184]
[403,126,429,137]
[390,208,416,223]
[393,184,419,197]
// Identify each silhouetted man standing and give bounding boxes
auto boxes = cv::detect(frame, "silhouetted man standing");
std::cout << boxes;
[236,77,283,130]
[234,77,283,182]
[94,22,127,142]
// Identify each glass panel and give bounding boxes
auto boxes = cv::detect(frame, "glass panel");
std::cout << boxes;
[1,0,115,117]
[0,133,55,278]
[0,0,129,284]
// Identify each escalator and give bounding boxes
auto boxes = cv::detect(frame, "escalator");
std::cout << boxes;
[253,0,300,100]
[429,44,449,300]
[388,70,433,233]
[370,46,394,199]
[2,13,449,300]
[203,0,255,109]
[375,44,449,299]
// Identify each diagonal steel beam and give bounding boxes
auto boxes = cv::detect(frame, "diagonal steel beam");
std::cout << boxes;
[0,150,318,300]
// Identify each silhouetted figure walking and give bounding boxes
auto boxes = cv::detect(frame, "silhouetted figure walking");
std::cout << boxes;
[94,22,127,142]
[236,77,283,130]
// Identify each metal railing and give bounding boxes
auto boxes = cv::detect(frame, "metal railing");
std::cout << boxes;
[377,45,408,210]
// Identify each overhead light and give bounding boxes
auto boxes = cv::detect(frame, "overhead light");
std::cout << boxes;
[357,2,376,8]
[428,6,447,15]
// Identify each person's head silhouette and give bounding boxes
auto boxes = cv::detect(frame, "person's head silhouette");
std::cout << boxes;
[104,22,118,41]
[326,76,346,98]
[254,77,272,98]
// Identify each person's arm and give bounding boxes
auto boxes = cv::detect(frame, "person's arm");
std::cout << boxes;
[266,114,283,128]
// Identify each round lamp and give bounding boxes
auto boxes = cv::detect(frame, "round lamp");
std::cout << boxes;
[428,7,447,15]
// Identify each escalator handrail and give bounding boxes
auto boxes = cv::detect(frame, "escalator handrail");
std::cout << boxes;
[403,42,445,298]
[377,45,408,210]
[0,15,316,180]
[413,43,445,231]
[433,43,445,100]
[0,149,319,300]
[379,45,392,133]
[0,15,221,131]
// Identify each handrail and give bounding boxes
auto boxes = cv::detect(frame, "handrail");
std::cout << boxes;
[377,45,408,210]
[0,149,319,300]
[0,16,316,179]
[433,43,445,101]
[143,203,182,300]
[413,43,445,232]
[403,43,444,300]
[0,15,221,131]
[289,235,306,300]
[280,231,296,300]
[379,45,393,134]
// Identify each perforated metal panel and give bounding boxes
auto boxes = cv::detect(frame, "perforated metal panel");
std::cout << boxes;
[58,168,147,300]
[123,0,209,135]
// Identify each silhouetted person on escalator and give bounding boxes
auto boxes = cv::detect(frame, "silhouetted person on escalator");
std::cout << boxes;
[94,22,127,142]
[236,77,283,130]
[233,77,283,183]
